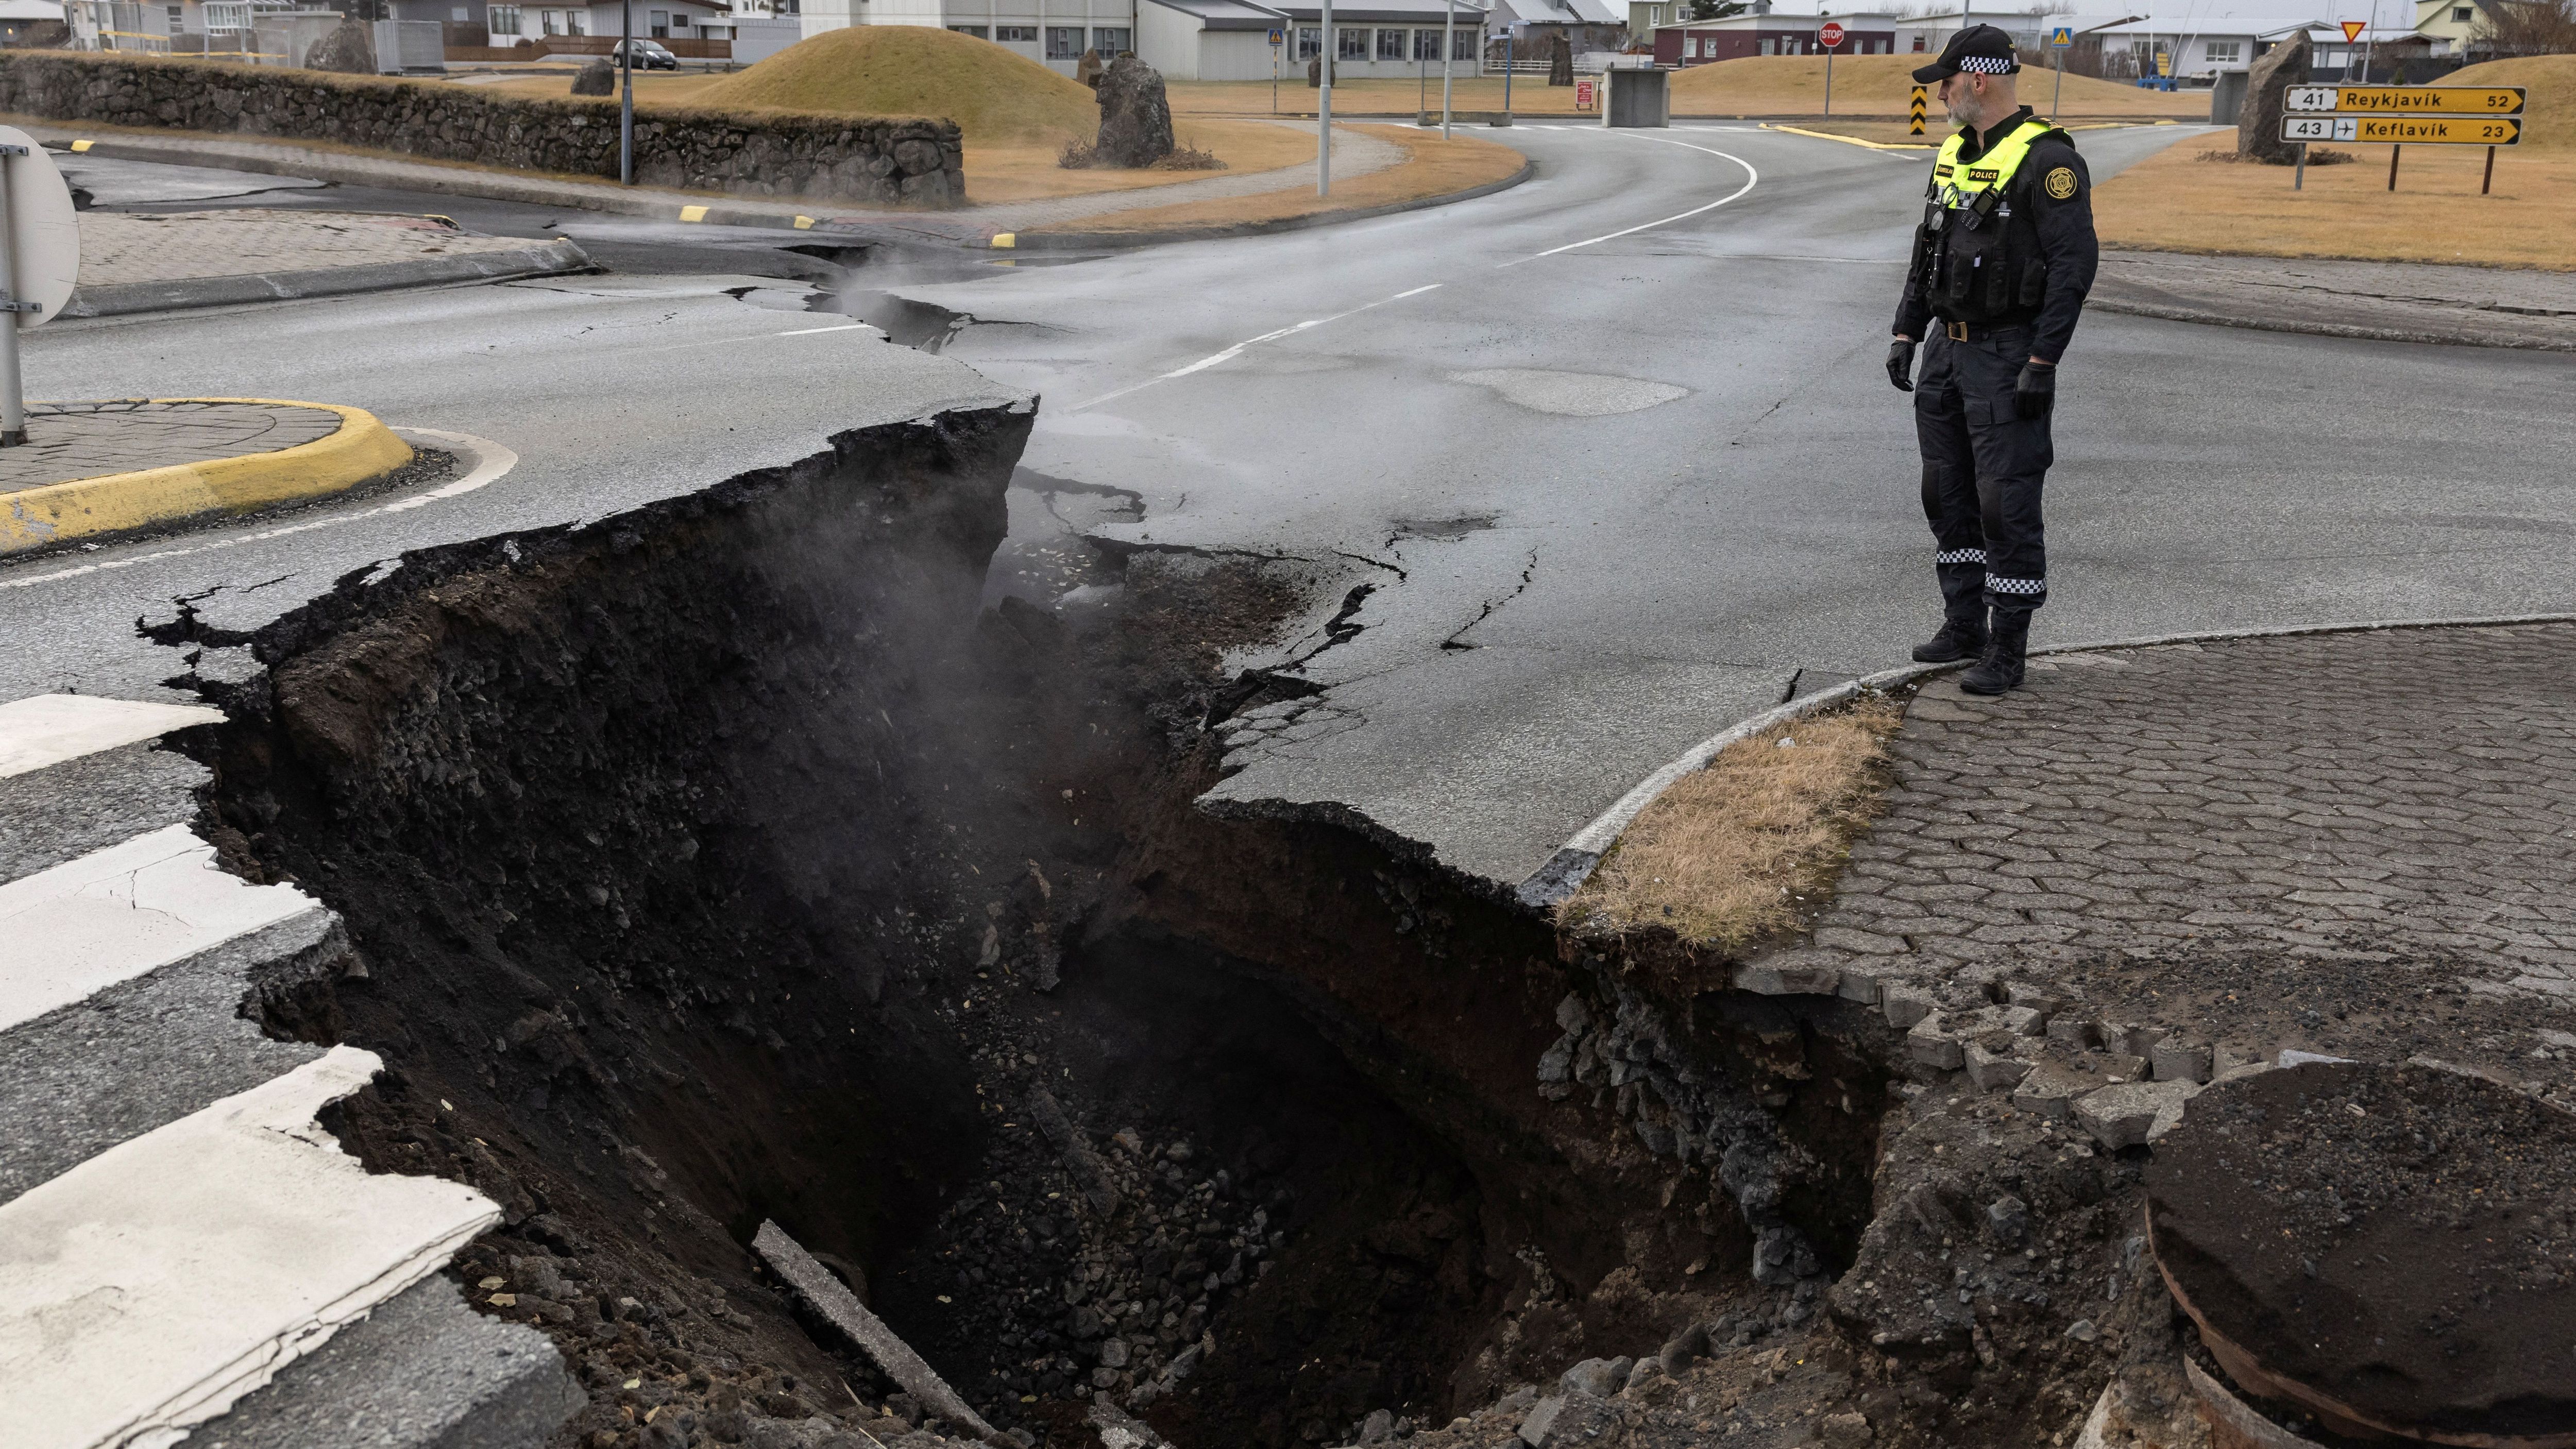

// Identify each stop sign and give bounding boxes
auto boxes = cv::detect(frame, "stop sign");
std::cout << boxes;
[1819,21,1845,47]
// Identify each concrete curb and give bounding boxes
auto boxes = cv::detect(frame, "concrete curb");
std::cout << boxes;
[1008,155,1537,250]
[1515,609,2576,909]
[61,238,595,320]
[2088,291,2576,353]
[0,399,414,557]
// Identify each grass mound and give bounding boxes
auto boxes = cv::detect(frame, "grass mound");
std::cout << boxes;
[693,26,1098,142]
[1669,53,2198,117]
[2445,54,2575,149]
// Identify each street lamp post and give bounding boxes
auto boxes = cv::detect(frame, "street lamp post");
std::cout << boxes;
[620,0,635,185]
[1440,0,1454,138]
[1318,0,1332,195]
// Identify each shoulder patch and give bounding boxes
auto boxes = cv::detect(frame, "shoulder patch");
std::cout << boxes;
[2044,165,2079,201]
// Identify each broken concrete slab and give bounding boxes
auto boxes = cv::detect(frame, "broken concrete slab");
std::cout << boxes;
[1027,1087,1121,1216]
[2073,1079,2200,1150]
[751,1220,1004,1445]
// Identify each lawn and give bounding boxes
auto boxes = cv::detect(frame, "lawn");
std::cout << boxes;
[1025,122,1524,235]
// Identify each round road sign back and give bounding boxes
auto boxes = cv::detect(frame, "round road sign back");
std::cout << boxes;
[1818,21,1845,47]
[0,127,78,332]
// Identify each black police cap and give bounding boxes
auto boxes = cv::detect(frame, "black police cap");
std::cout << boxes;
[1912,23,2021,83]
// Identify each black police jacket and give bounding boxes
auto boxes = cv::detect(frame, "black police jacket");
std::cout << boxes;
[1893,106,2101,364]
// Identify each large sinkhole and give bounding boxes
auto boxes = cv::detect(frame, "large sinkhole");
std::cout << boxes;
[160,406,1893,1448]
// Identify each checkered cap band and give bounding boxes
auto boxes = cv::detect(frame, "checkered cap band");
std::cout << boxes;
[1957,54,2016,73]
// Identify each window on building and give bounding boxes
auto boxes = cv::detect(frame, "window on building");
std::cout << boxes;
[1452,26,1474,57]
[566,10,584,33]
[1092,25,1129,53]
[451,6,467,19]
[648,9,668,36]
[1046,24,1081,56]
[775,0,797,13]
[487,4,520,32]
[1337,25,1366,58]
[2204,39,2239,61]
[165,2,181,29]
[1295,24,1319,57]
[1376,27,1402,58]
[1413,27,1440,59]
[948,22,986,36]
[540,9,562,33]
[995,24,1034,40]
[2452,4,2470,16]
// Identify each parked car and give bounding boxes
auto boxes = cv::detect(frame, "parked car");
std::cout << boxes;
[612,39,680,69]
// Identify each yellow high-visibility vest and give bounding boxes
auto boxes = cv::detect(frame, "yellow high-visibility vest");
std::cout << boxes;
[1929,118,2055,205]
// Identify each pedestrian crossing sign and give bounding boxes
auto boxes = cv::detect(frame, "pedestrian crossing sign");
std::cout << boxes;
[2047,24,2073,47]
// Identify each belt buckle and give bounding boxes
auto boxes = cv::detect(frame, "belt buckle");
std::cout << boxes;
[1944,320,1970,342]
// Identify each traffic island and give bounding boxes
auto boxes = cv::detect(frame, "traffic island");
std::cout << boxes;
[0,398,413,557]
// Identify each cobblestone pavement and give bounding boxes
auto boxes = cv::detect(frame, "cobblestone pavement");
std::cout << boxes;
[1747,622,2576,1105]
[0,401,343,491]
[75,210,546,288]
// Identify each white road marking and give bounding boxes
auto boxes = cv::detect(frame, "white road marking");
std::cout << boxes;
[0,428,517,594]
[0,823,320,1033]
[0,1046,499,1449]
[774,323,874,336]
[0,695,223,778]
[1066,283,1446,413]
[1507,132,1761,264]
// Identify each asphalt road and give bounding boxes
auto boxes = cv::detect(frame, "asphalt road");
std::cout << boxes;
[10,125,2574,891]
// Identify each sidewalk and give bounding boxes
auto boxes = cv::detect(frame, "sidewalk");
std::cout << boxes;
[0,398,414,556]
[1746,621,2576,1111]
[67,208,591,319]
[2091,248,2576,351]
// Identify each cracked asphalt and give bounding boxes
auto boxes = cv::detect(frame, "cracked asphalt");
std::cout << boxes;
[5,128,2573,891]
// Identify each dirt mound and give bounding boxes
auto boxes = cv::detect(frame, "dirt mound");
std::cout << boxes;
[693,26,1098,143]
[2446,53,2575,149]
[1670,53,2197,117]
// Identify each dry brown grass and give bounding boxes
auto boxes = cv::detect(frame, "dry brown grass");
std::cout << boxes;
[1669,55,2204,118]
[1167,76,1600,117]
[2095,129,2576,270]
[1560,697,1905,949]
[1024,122,1522,235]
[961,123,1310,203]
[2446,53,2575,150]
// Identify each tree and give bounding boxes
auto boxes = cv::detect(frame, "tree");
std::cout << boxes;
[1686,0,1748,20]
[2475,0,2576,53]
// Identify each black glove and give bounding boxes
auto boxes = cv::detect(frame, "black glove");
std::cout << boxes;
[2015,361,2056,419]
[1886,338,1917,393]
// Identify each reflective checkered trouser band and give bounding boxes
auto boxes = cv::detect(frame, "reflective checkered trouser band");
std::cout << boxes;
[1935,549,1987,566]
[1988,575,2046,595]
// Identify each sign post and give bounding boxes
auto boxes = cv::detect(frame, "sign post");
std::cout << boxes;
[1270,27,1282,115]
[0,129,81,447]
[1318,0,1332,195]
[2279,87,2524,193]
[620,0,634,185]
[1439,0,1453,138]
[1818,21,1843,115]
[2046,23,2072,117]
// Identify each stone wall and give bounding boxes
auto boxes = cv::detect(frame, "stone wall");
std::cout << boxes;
[0,52,964,206]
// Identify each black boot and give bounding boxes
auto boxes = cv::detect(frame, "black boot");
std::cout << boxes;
[1911,614,1987,663]
[1958,607,2031,696]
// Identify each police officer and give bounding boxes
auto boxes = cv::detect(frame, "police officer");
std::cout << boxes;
[1887,24,2099,695]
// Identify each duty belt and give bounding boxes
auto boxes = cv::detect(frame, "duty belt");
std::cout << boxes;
[1942,319,2029,343]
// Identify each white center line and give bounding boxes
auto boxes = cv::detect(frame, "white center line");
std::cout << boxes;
[1505,133,1761,265]
[1066,283,1445,413]
[774,323,875,336]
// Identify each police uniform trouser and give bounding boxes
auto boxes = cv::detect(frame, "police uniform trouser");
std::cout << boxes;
[1914,327,2049,617]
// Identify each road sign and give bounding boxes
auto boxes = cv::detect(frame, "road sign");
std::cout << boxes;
[2283,84,2523,114]
[1908,83,1926,135]
[1575,78,1596,108]
[2155,50,2171,76]
[2339,19,2366,41]
[0,131,76,335]
[2282,114,2520,144]
[2046,24,2073,47]
[1268,26,1282,43]
[1818,21,1844,47]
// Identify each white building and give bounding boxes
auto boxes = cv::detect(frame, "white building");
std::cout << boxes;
[803,0,1479,77]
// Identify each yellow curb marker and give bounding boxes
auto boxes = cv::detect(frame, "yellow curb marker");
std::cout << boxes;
[991,232,1016,249]
[70,139,93,152]
[679,204,710,222]
[0,399,413,557]
[793,215,817,230]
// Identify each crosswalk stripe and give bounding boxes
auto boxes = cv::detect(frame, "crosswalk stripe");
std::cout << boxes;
[0,825,319,1034]
[0,1046,500,1449]
[0,695,223,779]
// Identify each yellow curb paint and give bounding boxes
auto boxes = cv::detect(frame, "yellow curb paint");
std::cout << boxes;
[70,139,93,152]
[679,204,710,222]
[991,232,1016,249]
[0,400,414,558]
[793,215,817,230]
[1759,122,1933,152]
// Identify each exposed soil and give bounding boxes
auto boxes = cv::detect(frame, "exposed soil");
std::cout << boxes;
[162,407,1909,1449]
[2148,1061,2576,1441]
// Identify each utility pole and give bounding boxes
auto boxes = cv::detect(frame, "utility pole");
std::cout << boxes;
[0,146,21,447]
[1318,0,1332,194]
[620,0,635,185]
[1440,0,1453,137]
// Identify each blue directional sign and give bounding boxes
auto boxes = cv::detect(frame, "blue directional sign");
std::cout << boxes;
[2047,24,2074,46]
